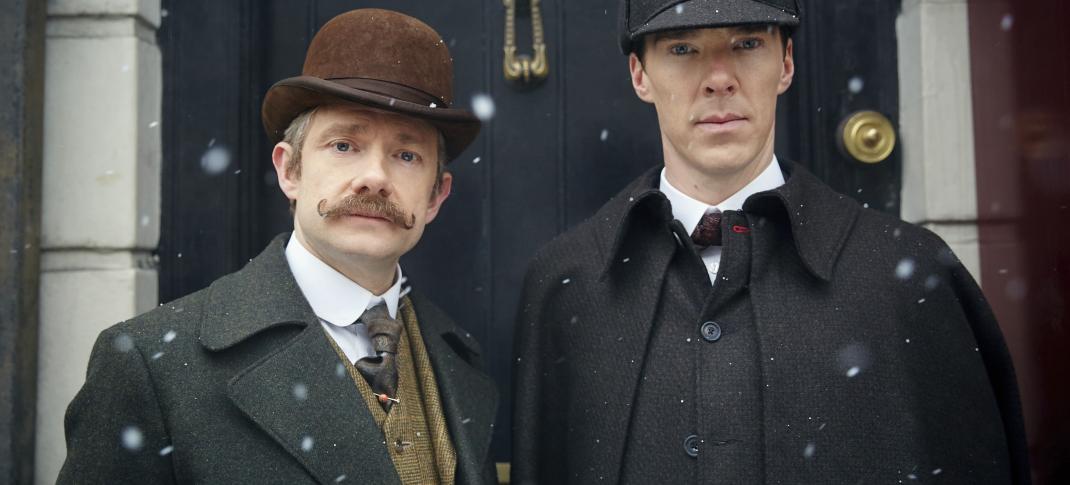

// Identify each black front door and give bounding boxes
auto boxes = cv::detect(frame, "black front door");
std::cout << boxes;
[159,0,901,463]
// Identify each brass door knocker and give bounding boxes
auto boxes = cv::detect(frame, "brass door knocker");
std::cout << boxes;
[503,0,549,85]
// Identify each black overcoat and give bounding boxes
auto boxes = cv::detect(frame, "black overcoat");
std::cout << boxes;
[512,162,1029,484]
[59,234,499,484]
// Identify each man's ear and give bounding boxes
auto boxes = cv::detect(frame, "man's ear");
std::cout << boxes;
[424,171,452,224]
[271,142,300,203]
[778,38,795,95]
[629,53,655,104]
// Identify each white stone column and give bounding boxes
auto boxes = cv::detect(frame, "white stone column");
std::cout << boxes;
[35,1,161,483]
[897,0,982,280]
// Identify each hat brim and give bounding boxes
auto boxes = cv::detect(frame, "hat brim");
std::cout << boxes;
[262,76,481,163]
[632,0,800,44]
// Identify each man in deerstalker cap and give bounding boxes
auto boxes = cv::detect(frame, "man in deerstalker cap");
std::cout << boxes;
[60,9,497,484]
[512,1,1029,483]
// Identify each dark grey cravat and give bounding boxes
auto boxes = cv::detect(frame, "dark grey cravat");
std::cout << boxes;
[353,303,402,412]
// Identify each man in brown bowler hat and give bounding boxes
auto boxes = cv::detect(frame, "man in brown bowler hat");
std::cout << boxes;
[59,9,498,484]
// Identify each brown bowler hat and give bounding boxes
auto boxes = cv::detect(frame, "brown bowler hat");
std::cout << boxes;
[261,9,479,162]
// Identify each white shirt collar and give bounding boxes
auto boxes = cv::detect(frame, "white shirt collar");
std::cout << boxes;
[660,155,786,234]
[284,232,402,326]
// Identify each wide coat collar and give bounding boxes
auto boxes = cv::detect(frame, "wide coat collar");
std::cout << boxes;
[597,159,860,281]
[197,234,496,485]
[575,160,860,483]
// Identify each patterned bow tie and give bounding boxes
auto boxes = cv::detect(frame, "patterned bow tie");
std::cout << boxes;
[690,211,723,248]
[354,303,403,412]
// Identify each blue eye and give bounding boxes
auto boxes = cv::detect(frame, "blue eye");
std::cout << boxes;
[334,142,351,152]
[737,38,762,50]
[669,44,693,55]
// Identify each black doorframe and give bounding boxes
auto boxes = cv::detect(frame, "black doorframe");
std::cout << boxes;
[0,0,45,482]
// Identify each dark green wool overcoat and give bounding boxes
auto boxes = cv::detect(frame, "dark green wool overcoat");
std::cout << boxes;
[59,234,499,485]
[512,161,1030,484]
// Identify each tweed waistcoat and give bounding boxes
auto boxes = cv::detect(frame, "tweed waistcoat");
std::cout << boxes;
[620,210,764,484]
[327,295,457,485]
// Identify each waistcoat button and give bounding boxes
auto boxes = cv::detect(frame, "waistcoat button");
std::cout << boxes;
[700,321,722,342]
[683,434,700,458]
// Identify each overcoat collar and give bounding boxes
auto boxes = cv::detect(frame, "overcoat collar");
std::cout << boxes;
[598,159,859,281]
[199,234,318,351]
[198,234,493,485]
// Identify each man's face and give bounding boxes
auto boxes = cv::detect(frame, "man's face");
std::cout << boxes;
[272,104,451,270]
[629,25,794,180]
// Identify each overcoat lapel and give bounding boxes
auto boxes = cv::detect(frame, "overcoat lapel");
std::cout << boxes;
[199,235,399,484]
[410,293,497,485]
[589,169,682,482]
[227,325,400,484]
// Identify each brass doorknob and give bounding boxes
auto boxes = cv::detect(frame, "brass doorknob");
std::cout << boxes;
[840,111,896,164]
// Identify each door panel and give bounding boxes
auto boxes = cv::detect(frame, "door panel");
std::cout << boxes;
[159,0,901,462]
[778,0,903,213]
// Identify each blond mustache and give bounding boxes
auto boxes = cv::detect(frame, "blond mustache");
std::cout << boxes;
[316,195,415,230]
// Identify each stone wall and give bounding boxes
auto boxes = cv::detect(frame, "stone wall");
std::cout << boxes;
[35,0,161,482]
[898,0,983,279]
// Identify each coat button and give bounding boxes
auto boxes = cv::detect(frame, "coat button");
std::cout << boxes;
[700,321,722,342]
[683,434,699,458]
[394,438,412,453]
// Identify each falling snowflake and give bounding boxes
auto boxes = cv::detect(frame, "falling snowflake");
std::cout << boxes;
[1006,279,1027,301]
[847,76,864,94]
[293,383,309,401]
[113,334,135,353]
[838,343,871,377]
[200,146,231,175]
[300,436,314,452]
[1000,14,1013,31]
[471,94,495,121]
[895,258,916,280]
[121,426,144,451]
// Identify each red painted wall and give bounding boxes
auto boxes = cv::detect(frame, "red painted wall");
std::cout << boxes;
[968,0,1070,482]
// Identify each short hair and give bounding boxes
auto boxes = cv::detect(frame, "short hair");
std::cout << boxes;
[280,107,449,212]
[635,24,793,63]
